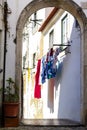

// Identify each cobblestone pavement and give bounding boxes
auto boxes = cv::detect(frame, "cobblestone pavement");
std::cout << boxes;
[0,126,87,130]
[0,119,87,130]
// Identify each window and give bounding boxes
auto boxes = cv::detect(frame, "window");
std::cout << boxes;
[23,56,26,69]
[61,14,68,45]
[32,12,38,33]
[33,12,37,28]
[49,29,54,48]
[33,53,36,68]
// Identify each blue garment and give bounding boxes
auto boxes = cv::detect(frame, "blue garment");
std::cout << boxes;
[41,56,57,84]
[41,56,47,84]
[46,58,56,79]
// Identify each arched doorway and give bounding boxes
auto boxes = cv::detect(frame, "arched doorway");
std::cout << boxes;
[16,0,87,124]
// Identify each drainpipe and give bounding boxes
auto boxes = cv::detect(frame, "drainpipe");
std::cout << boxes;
[2,1,8,126]
[3,0,7,104]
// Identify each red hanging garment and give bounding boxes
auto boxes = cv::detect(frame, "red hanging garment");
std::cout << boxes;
[34,59,41,98]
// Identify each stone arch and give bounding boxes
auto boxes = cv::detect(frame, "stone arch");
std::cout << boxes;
[16,0,87,124]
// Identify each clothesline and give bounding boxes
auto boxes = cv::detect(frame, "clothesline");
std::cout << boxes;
[53,40,72,46]
[42,44,71,60]
[53,44,71,47]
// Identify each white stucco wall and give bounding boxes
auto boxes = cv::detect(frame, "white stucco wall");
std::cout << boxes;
[42,11,81,121]
[57,16,81,121]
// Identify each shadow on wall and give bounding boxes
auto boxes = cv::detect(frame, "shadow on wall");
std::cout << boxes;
[47,53,63,113]
[55,61,63,91]
[48,78,55,113]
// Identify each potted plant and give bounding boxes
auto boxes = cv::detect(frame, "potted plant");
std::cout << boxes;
[4,77,19,116]
[0,77,19,127]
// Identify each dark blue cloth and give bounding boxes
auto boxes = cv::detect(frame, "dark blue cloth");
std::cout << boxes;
[41,56,47,84]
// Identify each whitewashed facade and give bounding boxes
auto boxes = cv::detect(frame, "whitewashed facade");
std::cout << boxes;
[41,10,81,121]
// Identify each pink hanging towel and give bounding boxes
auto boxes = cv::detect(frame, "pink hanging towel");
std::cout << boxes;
[34,59,41,98]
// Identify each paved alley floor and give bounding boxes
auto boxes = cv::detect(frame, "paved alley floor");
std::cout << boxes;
[0,126,87,130]
[0,119,87,130]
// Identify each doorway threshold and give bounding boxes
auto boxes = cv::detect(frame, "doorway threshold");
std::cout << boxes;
[21,119,83,127]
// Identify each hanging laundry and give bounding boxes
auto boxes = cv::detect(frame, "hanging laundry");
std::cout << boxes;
[28,68,31,81]
[46,59,56,79]
[41,47,63,84]
[34,59,41,98]
[53,47,60,70]
[41,56,47,84]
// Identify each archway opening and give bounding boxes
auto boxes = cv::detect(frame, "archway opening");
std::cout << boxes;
[22,7,81,124]
[16,0,87,125]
